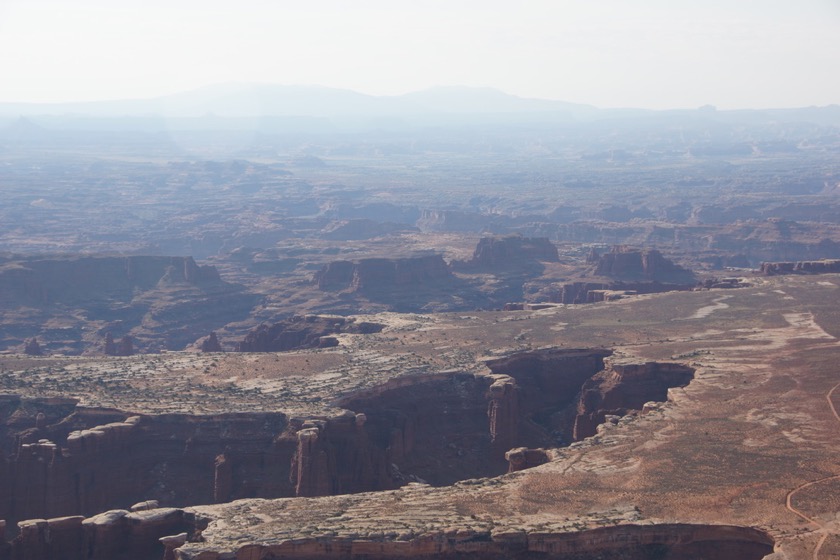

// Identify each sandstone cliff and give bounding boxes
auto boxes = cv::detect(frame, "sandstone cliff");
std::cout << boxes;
[236,316,384,352]
[588,246,696,284]
[759,259,840,275]
[314,255,453,292]
[572,362,695,441]
[453,235,559,270]
[0,255,259,354]
[0,256,219,306]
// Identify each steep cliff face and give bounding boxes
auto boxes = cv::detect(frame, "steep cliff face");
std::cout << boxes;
[573,362,695,441]
[550,280,696,304]
[485,348,613,446]
[0,255,259,354]
[457,235,559,269]
[340,373,506,486]
[314,255,453,293]
[339,349,621,485]
[0,399,295,526]
[236,316,384,352]
[171,521,774,560]
[0,256,219,306]
[759,259,840,275]
[589,246,696,284]
[289,413,391,497]
[0,353,695,545]
[2,507,199,560]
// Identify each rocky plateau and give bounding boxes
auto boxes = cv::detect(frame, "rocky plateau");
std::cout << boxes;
[0,275,838,559]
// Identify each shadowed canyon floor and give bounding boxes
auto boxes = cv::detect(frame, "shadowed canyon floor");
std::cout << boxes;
[1,274,840,558]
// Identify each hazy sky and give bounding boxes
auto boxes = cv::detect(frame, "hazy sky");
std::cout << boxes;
[1,0,838,109]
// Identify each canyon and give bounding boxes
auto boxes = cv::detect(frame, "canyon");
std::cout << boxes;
[0,275,837,558]
[0,97,838,560]
[0,349,691,524]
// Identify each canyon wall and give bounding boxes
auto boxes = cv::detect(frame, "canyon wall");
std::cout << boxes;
[314,255,453,292]
[236,316,383,352]
[573,362,695,440]
[0,351,697,557]
[0,399,294,526]
[589,246,696,284]
[172,522,774,560]
[0,255,259,354]
[0,508,773,560]
[0,256,219,306]
[454,235,559,270]
[759,259,840,275]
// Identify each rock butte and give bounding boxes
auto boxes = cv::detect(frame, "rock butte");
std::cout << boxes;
[0,274,838,559]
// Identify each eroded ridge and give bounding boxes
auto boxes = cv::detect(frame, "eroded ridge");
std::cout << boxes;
[0,346,704,558]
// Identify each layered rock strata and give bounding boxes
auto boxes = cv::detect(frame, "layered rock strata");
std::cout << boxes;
[236,316,384,352]
[759,259,840,275]
[314,255,452,292]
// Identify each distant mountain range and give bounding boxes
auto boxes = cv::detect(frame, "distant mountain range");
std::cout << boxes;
[0,83,838,130]
[0,84,597,119]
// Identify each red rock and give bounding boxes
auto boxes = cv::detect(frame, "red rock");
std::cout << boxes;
[590,246,695,283]
[199,332,223,353]
[456,235,559,270]
[314,255,453,292]
[23,338,42,356]
[236,316,383,352]
[572,362,695,441]
[759,259,840,275]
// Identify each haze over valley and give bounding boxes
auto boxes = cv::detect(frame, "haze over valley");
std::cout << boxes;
[1,1,839,559]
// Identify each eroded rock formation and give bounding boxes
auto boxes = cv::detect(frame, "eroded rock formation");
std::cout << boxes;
[172,519,774,560]
[22,338,42,356]
[199,332,223,353]
[455,235,559,270]
[573,362,695,441]
[0,350,699,559]
[314,255,453,292]
[0,256,220,306]
[551,280,696,304]
[0,399,294,526]
[236,316,384,352]
[0,255,259,354]
[589,246,696,283]
[759,259,840,275]
[2,507,199,560]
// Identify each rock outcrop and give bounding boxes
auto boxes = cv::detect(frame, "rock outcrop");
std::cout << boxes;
[0,256,220,306]
[173,519,774,560]
[454,235,559,270]
[572,362,695,441]
[505,447,550,472]
[199,332,223,353]
[236,316,384,352]
[314,255,453,292]
[759,259,840,275]
[588,246,696,283]
[550,280,696,304]
[102,333,134,356]
[1,508,773,560]
[1,507,199,560]
[0,255,259,354]
[289,412,389,497]
[23,338,42,356]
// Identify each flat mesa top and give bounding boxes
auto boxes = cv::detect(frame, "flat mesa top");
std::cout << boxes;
[0,275,836,417]
[3,275,840,559]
